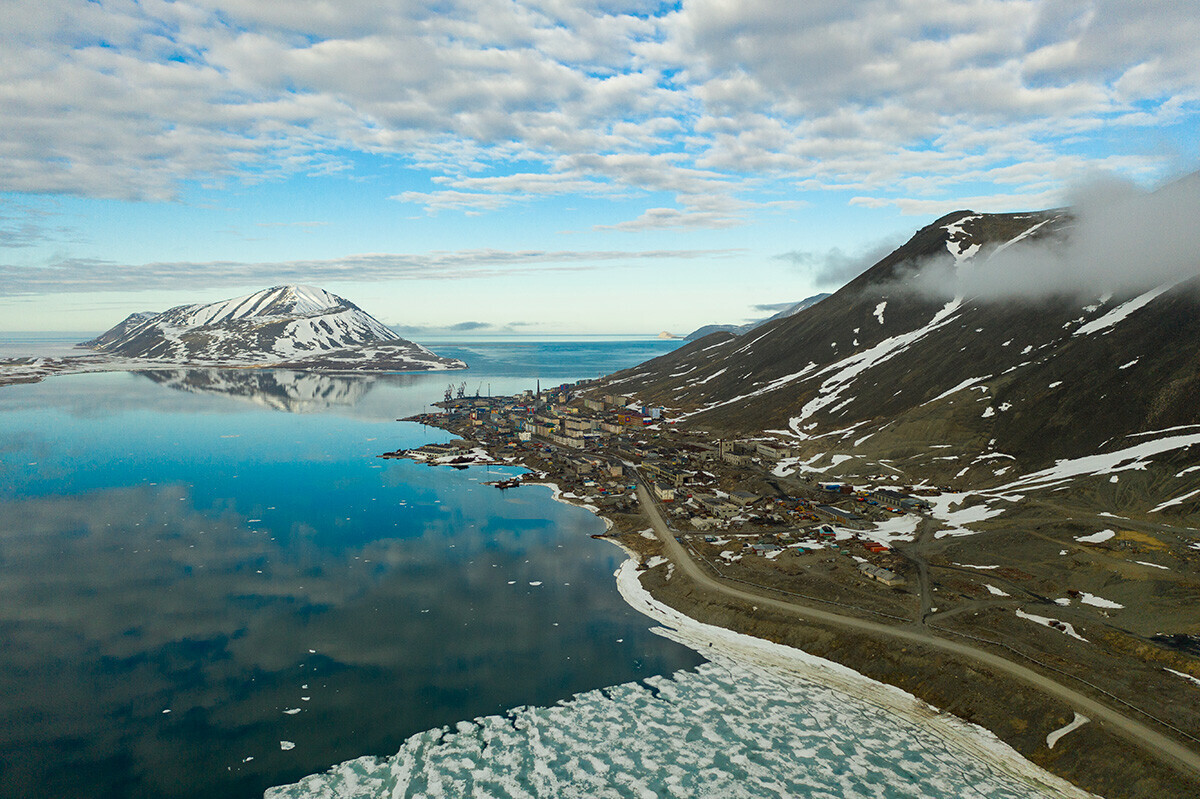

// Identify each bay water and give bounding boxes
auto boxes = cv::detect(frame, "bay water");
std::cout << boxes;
[1,338,1081,798]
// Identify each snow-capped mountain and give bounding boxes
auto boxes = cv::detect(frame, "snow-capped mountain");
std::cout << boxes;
[82,285,465,371]
[593,198,1200,519]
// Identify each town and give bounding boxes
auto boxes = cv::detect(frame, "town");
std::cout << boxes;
[386,380,943,596]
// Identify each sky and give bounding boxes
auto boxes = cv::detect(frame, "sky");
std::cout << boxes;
[1,0,1198,336]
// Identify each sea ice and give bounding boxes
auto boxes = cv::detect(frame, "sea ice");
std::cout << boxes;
[268,560,1098,799]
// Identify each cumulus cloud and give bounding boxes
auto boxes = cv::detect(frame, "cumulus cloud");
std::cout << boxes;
[909,172,1200,300]
[0,247,741,295]
[0,0,1196,228]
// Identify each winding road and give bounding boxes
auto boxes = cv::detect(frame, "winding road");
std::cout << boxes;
[634,483,1200,781]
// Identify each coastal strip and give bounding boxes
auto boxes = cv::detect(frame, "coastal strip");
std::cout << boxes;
[387,398,1200,799]
[612,556,1098,798]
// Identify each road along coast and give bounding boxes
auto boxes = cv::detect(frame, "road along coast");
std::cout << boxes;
[388,408,1200,799]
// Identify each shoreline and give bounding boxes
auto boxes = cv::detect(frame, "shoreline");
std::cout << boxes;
[611,555,1097,798]
[395,416,1200,799]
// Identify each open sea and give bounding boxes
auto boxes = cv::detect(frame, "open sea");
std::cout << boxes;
[0,337,1083,798]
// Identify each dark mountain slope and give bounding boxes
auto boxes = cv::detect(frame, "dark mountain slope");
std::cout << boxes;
[595,208,1200,508]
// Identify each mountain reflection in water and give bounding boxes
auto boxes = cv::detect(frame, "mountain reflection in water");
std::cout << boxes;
[137,369,387,413]
[0,367,700,799]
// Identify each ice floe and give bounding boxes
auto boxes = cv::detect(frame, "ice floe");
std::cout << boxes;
[268,559,1097,799]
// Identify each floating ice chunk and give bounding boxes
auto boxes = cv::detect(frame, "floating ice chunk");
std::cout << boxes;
[280,741,296,751]
[162,709,171,714]
[283,708,302,715]
[1046,713,1089,749]
[528,581,543,586]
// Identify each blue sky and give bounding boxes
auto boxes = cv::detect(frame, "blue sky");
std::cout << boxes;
[2,0,1197,335]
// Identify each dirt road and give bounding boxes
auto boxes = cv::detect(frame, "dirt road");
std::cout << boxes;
[635,484,1200,780]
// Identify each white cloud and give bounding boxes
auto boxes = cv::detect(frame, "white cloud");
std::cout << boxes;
[0,0,1196,228]
[906,172,1200,300]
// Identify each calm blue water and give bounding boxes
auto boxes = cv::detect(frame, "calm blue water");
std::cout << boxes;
[0,339,697,799]
[0,339,1076,799]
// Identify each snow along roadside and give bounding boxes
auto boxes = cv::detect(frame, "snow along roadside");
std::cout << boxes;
[611,554,1099,799]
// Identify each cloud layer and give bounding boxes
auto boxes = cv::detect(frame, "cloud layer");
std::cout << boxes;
[2,0,1196,228]
[912,172,1200,300]
[0,247,739,295]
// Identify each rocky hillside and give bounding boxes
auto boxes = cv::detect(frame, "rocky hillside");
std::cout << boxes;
[81,285,464,372]
[594,206,1200,519]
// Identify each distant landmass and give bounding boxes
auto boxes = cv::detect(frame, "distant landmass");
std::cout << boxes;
[684,293,830,340]
[81,285,465,372]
